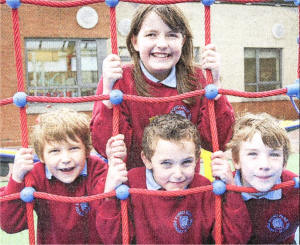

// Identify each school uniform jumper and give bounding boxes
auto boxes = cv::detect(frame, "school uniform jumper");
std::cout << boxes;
[91,64,235,170]
[235,170,299,244]
[96,167,252,244]
[0,155,108,244]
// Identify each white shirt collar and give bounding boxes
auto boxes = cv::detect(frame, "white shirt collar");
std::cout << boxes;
[234,170,282,201]
[146,168,162,190]
[140,61,177,88]
[45,161,88,180]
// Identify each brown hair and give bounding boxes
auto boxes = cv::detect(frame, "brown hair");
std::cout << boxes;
[227,113,291,165]
[31,108,92,160]
[126,4,199,105]
[142,113,201,161]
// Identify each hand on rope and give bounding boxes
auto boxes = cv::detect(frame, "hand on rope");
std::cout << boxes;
[201,44,222,100]
[104,134,128,194]
[211,151,234,185]
[102,54,123,109]
[12,148,34,183]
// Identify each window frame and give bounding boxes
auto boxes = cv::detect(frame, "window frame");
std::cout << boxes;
[25,38,108,113]
[244,47,282,92]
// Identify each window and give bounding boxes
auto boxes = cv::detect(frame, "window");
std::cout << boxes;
[244,48,282,92]
[26,39,107,97]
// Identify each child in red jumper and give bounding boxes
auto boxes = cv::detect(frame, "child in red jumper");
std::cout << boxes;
[0,108,109,244]
[97,114,251,244]
[226,113,299,244]
[90,4,235,170]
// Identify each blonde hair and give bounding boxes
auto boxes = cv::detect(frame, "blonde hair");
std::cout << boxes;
[126,4,199,105]
[227,113,291,165]
[142,114,201,161]
[31,108,91,160]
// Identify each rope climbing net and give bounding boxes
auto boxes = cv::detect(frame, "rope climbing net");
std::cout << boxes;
[0,0,299,244]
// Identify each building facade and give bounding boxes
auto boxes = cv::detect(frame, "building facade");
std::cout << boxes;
[0,1,299,147]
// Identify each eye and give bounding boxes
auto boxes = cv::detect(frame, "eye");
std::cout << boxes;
[168,32,180,38]
[269,152,281,158]
[49,149,59,154]
[70,146,80,151]
[146,32,156,38]
[247,152,257,157]
[161,160,172,168]
[182,159,193,166]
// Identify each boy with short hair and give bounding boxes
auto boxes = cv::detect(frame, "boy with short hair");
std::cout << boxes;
[227,112,299,244]
[0,108,109,244]
[97,113,251,244]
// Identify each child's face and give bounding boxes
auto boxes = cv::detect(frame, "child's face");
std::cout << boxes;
[234,132,285,192]
[132,12,185,81]
[142,138,196,191]
[42,137,87,184]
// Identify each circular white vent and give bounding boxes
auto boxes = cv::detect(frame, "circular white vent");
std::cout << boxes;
[272,23,285,39]
[76,7,98,29]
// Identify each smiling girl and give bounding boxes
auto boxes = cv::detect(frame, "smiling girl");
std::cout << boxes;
[91,4,235,170]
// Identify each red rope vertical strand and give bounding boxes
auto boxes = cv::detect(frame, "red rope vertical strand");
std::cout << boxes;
[12,9,35,245]
[204,5,222,245]
[109,5,129,245]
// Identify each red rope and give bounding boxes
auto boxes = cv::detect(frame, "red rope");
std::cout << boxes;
[298,6,300,79]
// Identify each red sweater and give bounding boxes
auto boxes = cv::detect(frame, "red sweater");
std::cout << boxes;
[91,64,235,170]
[96,167,252,244]
[245,170,299,244]
[0,155,107,244]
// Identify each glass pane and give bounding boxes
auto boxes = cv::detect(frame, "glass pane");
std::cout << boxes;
[80,40,98,84]
[27,40,77,97]
[81,88,96,96]
[245,84,257,92]
[258,83,280,92]
[259,49,279,82]
[244,58,256,83]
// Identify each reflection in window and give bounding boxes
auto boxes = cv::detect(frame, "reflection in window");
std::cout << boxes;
[26,39,107,97]
[244,48,281,92]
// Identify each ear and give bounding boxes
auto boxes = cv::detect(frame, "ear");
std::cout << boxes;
[131,35,139,52]
[141,151,152,169]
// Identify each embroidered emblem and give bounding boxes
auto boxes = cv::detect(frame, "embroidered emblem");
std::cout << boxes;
[75,202,90,216]
[170,105,191,120]
[173,210,193,233]
[267,214,290,233]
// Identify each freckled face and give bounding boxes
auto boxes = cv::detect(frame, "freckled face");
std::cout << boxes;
[142,138,196,191]
[132,12,185,81]
[234,132,284,192]
[42,138,87,184]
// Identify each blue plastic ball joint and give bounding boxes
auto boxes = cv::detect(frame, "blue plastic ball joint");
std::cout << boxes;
[212,180,226,195]
[6,0,21,9]
[109,89,123,105]
[294,0,300,6]
[205,84,219,99]
[105,0,119,7]
[20,187,36,203]
[202,0,215,6]
[294,177,299,189]
[286,80,300,99]
[13,92,27,108]
[115,184,130,200]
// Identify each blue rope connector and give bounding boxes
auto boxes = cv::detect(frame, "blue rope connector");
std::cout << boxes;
[105,0,119,7]
[13,92,27,108]
[6,0,21,9]
[20,187,36,203]
[212,180,226,195]
[202,0,215,6]
[110,89,123,105]
[115,184,130,200]
[293,177,299,189]
[205,84,219,99]
[294,0,300,6]
[286,79,300,99]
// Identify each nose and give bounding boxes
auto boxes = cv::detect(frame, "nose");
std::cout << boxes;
[61,150,71,164]
[173,166,184,180]
[156,34,168,48]
[258,155,271,171]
